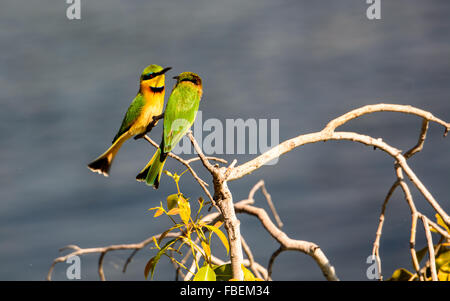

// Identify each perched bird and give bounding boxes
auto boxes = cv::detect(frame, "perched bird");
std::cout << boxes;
[87,64,172,176]
[136,72,203,188]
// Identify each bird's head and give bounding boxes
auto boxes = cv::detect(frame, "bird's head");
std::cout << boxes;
[173,72,202,87]
[140,64,172,88]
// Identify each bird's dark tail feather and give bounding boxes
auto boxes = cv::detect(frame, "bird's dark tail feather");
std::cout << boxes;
[88,157,111,177]
[87,131,131,177]
[136,165,150,182]
[142,148,167,189]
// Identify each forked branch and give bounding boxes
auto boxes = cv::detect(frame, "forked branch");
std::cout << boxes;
[49,103,449,281]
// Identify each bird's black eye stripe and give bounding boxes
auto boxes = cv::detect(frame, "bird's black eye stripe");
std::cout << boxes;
[180,78,198,85]
[142,73,156,81]
[142,69,169,81]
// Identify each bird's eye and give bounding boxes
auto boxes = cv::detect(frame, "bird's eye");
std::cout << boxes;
[142,72,155,80]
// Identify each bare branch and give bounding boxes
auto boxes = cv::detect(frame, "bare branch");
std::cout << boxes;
[98,252,106,281]
[241,236,263,279]
[185,156,227,165]
[404,118,429,159]
[421,216,438,281]
[224,159,238,180]
[187,131,216,174]
[187,131,245,280]
[227,104,450,182]
[235,203,338,281]
[47,232,181,280]
[243,180,284,229]
[54,103,449,282]
[372,180,399,280]
[423,216,450,240]
[373,117,436,281]
[122,249,139,273]
[410,213,424,280]
[268,246,284,280]
[260,182,283,228]
[323,104,448,133]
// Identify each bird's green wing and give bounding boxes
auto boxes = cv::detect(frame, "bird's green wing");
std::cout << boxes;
[163,85,200,152]
[112,92,145,143]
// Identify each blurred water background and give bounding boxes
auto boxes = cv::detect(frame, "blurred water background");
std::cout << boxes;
[1,0,449,280]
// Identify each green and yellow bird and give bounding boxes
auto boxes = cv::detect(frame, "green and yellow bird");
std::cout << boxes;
[88,64,172,176]
[136,72,203,188]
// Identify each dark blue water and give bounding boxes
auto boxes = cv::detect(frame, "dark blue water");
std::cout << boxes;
[1,0,449,280]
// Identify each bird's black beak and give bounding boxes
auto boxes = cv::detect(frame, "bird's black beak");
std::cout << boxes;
[173,76,179,79]
[160,67,172,75]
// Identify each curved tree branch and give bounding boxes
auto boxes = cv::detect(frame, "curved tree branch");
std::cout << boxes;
[50,103,449,281]
[235,202,338,281]
[227,104,450,182]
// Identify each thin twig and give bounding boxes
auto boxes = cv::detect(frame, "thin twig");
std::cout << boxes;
[372,180,400,280]
[241,236,263,279]
[410,213,423,280]
[404,118,429,159]
[98,252,106,281]
[243,181,284,228]
[224,159,237,180]
[421,216,438,281]
[143,135,215,202]
[372,117,433,281]
[187,131,216,174]
[235,203,338,281]
[47,232,181,280]
[260,182,283,228]
[48,209,223,280]
[267,246,284,280]
[423,216,450,240]
[184,250,203,281]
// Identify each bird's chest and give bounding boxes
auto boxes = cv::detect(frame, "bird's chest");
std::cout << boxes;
[133,92,164,132]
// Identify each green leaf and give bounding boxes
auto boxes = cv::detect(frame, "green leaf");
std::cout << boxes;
[201,240,211,261]
[193,264,216,281]
[157,224,183,245]
[152,236,160,249]
[212,263,255,281]
[178,195,191,225]
[167,194,179,210]
[144,256,157,280]
[144,238,179,280]
[195,197,205,219]
[435,248,450,271]
[436,214,450,233]
[438,269,450,281]
[153,209,164,218]
[439,262,450,273]
[167,208,181,215]
[205,225,229,255]
[416,246,428,264]
[436,248,450,281]
[213,264,233,281]
[387,268,413,281]
[163,170,173,178]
